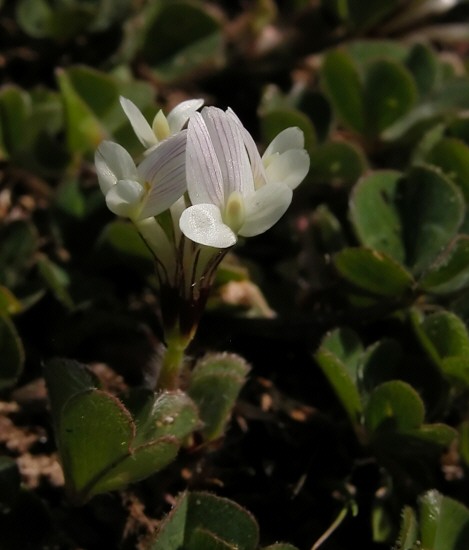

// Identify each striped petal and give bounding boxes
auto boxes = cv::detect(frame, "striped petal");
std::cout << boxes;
[239,182,292,237]
[202,107,254,197]
[120,97,158,149]
[180,203,237,248]
[186,112,224,207]
[137,131,188,219]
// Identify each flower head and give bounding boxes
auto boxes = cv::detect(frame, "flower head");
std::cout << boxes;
[95,131,187,221]
[120,96,204,152]
[179,107,310,248]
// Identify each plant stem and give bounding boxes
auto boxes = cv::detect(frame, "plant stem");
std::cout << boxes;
[157,334,189,390]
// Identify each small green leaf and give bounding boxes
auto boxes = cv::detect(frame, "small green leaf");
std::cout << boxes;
[401,166,464,275]
[420,236,469,295]
[334,247,413,297]
[188,353,249,441]
[396,506,418,550]
[0,220,38,289]
[426,137,469,202]
[405,43,438,97]
[350,171,405,263]
[364,59,417,136]
[315,342,363,431]
[151,491,260,550]
[97,221,154,266]
[308,141,366,185]
[321,50,365,134]
[320,327,363,381]
[419,490,469,550]
[365,381,424,434]
[0,286,22,315]
[360,339,403,393]
[0,86,31,154]
[0,315,24,391]
[37,255,74,310]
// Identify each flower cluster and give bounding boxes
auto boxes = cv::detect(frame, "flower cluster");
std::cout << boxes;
[95,96,309,386]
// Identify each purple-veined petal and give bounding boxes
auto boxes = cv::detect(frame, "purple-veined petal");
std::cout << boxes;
[105,179,144,218]
[227,107,267,190]
[263,127,305,159]
[167,99,204,133]
[180,203,237,248]
[239,182,292,237]
[95,140,138,194]
[202,107,254,197]
[264,149,310,189]
[120,96,158,148]
[186,112,224,207]
[137,132,188,219]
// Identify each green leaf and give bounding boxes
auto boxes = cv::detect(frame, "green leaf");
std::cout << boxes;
[0,86,31,155]
[37,255,74,310]
[97,221,154,266]
[364,59,417,136]
[401,166,464,275]
[360,339,403,393]
[426,137,469,202]
[260,108,316,152]
[364,381,424,434]
[396,506,418,550]
[419,490,469,550]
[151,491,260,550]
[0,220,38,289]
[308,141,366,185]
[188,353,249,441]
[458,420,469,467]
[321,50,365,134]
[405,43,439,97]
[420,236,469,295]
[414,311,469,386]
[262,545,300,550]
[340,1,400,30]
[57,387,197,502]
[315,330,363,431]
[142,1,223,83]
[334,247,413,297]
[0,286,22,316]
[0,315,25,391]
[350,170,405,263]
[346,40,408,65]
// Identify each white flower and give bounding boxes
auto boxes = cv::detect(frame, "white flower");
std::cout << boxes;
[179,106,310,248]
[95,131,187,221]
[120,96,204,152]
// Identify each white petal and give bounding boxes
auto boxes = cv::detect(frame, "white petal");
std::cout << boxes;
[227,107,267,190]
[95,141,138,194]
[239,182,292,237]
[186,111,224,206]
[137,132,188,219]
[264,149,310,189]
[120,96,158,149]
[263,127,305,159]
[105,179,144,218]
[179,204,237,248]
[167,99,204,133]
[202,107,254,197]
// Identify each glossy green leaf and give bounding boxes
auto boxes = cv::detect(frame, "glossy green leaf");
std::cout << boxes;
[308,141,366,185]
[151,491,259,550]
[0,315,25,391]
[364,59,417,136]
[321,50,365,133]
[426,137,469,202]
[407,424,456,447]
[420,236,469,294]
[401,166,464,275]
[364,381,424,434]
[261,108,316,152]
[350,171,405,263]
[419,490,469,550]
[315,331,363,430]
[188,353,249,441]
[334,247,413,297]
